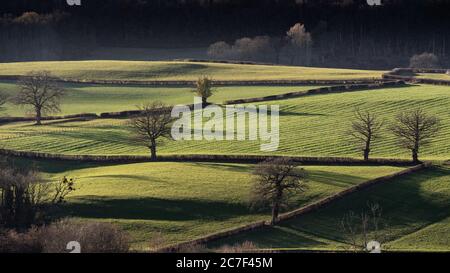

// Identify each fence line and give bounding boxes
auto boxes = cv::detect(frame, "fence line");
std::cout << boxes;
[0,74,383,87]
[0,149,416,166]
[383,68,450,85]
[224,80,405,104]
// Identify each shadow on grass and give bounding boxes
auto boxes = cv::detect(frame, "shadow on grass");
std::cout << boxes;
[212,166,450,249]
[210,225,330,249]
[61,196,254,222]
[307,170,368,188]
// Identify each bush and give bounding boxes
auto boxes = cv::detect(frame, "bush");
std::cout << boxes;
[207,41,232,60]
[0,228,42,253]
[0,219,130,253]
[207,36,276,63]
[0,166,75,229]
[39,219,130,253]
[409,52,440,68]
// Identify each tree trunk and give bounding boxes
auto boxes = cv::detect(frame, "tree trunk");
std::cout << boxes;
[271,186,283,225]
[150,139,157,161]
[202,96,208,108]
[363,140,370,161]
[412,149,419,164]
[35,108,42,125]
[363,149,370,161]
[271,202,279,225]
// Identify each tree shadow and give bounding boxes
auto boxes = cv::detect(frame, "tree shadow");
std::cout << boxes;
[307,170,368,188]
[210,224,330,250]
[213,166,450,249]
[60,196,253,222]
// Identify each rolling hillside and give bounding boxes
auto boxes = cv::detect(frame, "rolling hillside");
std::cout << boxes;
[211,166,450,252]
[18,158,402,249]
[0,61,383,81]
[1,84,449,160]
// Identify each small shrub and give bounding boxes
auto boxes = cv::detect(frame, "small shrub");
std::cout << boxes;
[409,52,440,68]
[0,228,42,253]
[0,219,130,253]
[39,219,130,253]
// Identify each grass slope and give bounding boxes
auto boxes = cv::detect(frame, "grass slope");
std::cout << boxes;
[19,158,402,249]
[0,61,382,81]
[211,166,450,252]
[1,84,449,160]
[388,216,450,251]
[0,81,321,116]
[416,73,450,80]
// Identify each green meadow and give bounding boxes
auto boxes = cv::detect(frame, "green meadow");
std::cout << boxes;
[0,60,383,81]
[1,84,449,160]
[0,81,320,116]
[211,166,450,252]
[18,158,402,249]
[0,61,448,252]
[416,73,450,80]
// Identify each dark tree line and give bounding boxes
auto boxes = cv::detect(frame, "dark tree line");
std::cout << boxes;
[0,0,450,68]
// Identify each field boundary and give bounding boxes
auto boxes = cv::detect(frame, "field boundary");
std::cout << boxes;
[155,163,430,252]
[0,149,416,166]
[0,75,383,87]
[224,80,405,104]
[383,68,450,85]
[0,81,405,123]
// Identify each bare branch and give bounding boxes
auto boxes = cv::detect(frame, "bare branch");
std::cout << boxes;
[129,101,173,161]
[13,71,65,125]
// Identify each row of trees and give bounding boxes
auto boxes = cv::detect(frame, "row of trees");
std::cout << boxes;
[2,1,450,68]
[209,24,443,69]
[349,108,440,163]
[207,23,313,65]
[0,72,442,163]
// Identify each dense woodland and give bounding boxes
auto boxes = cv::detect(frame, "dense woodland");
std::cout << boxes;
[0,0,449,68]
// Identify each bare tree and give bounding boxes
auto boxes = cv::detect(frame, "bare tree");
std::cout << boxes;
[207,41,232,60]
[285,23,313,65]
[348,108,384,161]
[409,52,440,68]
[194,76,214,107]
[13,71,65,125]
[0,166,75,229]
[389,108,440,163]
[252,157,307,225]
[340,202,385,252]
[129,102,173,161]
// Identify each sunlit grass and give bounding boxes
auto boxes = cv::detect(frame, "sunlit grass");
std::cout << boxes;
[18,158,403,249]
[0,60,383,81]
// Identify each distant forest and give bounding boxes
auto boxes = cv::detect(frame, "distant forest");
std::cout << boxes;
[0,0,449,69]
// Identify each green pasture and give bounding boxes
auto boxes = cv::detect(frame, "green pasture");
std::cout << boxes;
[0,61,383,81]
[18,158,402,249]
[211,166,450,252]
[1,84,449,160]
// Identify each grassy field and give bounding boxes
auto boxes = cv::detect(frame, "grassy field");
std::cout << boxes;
[16,158,402,249]
[0,81,321,116]
[211,166,450,252]
[1,84,449,160]
[416,73,450,80]
[0,61,383,81]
